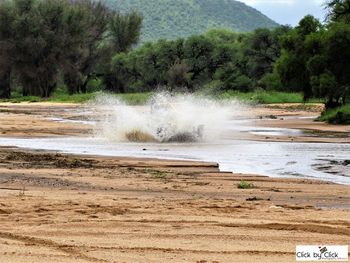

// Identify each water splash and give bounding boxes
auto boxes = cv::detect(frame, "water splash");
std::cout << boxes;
[91,93,246,143]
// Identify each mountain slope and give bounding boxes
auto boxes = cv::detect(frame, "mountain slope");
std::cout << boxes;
[106,0,279,42]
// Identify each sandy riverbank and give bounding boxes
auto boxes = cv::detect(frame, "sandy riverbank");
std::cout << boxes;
[0,147,349,263]
[0,102,349,263]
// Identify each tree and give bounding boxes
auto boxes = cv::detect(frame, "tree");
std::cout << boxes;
[109,52,142,93]
[0,0,15,98]
[102,10,143,93]
[184,35,214,90]
[167,59,189,90]
[3,0,96,97]
[243,26,290,85]
[63,0,111,94]
[275,15,323,100]
[307,22,350,107]
[326,0,350,23]
[134,42,164,89]
[108,11,143,53]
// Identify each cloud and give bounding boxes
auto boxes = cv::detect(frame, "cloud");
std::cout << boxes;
[238,0,327,25]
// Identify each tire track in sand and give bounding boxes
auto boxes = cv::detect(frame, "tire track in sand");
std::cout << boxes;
[0,231,106,262]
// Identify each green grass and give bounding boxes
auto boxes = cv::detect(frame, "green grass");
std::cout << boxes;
[1,92,152,105]
[318,104,350,124]
[49,92,97,103]
[237,180,255,189]
[1,90,323,105]
[215,91,322,104]
[49,91,152,104]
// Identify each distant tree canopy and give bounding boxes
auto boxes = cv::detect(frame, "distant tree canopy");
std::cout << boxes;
[108,27,289,94]
[0,0,142,98]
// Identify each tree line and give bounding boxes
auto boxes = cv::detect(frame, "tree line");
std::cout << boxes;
[0,0,349,110]
[108,26,289,94]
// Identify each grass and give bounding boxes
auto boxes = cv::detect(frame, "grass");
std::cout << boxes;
[1,90,323,105]
[215,91,323,104]
[1,92,152,105]
[50,92,97,103]
[50,91,152,104]
[237,180,255,189]
[317,104,350,124]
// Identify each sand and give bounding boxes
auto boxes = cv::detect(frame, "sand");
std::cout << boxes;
[0,102,349,263]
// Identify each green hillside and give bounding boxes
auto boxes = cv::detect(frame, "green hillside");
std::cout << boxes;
[105,0,279,42]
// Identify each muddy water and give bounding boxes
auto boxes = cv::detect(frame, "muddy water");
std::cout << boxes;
[0,133,349,185]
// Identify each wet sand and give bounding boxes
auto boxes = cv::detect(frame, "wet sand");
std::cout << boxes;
[0,102,349,263]
[240,103,350,143]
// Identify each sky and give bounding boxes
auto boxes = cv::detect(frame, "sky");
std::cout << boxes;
[239,0,327,26]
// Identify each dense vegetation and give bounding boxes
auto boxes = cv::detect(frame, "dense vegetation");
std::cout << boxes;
[0,0,142,98]
[106,0,278,42]
[0,0,349,123]
[273,0,350,122]
[108,27,290,94]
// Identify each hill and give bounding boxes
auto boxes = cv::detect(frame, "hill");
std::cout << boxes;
[105,0,279,42]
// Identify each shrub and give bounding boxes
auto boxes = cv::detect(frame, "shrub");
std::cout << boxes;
[238,180,255,189]
[318,104,350,124]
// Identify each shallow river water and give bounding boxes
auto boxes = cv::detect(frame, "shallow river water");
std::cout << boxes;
[1,96,349,184]
[0,134,349,185]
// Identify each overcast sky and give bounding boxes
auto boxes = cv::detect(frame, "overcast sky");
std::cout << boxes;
[239,0,327,26]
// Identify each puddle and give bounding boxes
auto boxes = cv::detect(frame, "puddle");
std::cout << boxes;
[46,117,96,125]
[226,120,303,137]
[248,128,302,137]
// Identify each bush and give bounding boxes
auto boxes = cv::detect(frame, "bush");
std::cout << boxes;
[260,72,282,91]
[233,75,254,92]
[318,104,350,124]
[238,180,255,189]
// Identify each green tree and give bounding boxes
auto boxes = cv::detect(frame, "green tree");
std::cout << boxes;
[184,35,214,90]
[244,26,290,85]
[326,0,350,23]
[275,15,323,100]
[103,10,143,92]
[63,0,111,94]
[108,11,143,53]
[3,0,95,97]
[167,59,189,91]
[307,22,350,107]
[0,0,15,98]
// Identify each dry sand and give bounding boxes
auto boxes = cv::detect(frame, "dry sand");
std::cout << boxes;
[0,102,349,263]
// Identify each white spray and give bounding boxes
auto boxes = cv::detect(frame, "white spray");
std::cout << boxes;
[91,93,247,143]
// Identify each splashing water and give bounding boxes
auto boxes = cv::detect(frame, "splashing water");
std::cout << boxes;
[91,93,246,143]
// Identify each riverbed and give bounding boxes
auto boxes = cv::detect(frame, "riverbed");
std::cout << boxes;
[0,102,349,184]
